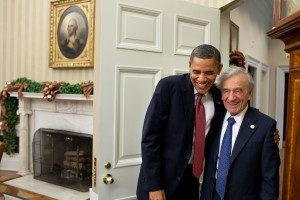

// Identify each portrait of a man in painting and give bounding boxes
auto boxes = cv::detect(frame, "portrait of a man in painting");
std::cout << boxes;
[57,6,88,59]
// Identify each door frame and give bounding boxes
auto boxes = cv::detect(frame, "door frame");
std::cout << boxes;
[245,55,270,114]
[276,65,289,149]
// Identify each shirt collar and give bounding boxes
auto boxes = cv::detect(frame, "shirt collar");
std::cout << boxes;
[224,105,248,126]
[194,88,208,98]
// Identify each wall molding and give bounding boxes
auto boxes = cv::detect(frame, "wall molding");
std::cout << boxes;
[261,63,270,114]
[246,55,270,114]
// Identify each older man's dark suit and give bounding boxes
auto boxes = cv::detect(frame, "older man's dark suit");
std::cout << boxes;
[136,73,225,199]
[200,107,280,200]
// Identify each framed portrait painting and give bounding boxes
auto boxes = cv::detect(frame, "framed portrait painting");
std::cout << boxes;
[49,0,95,68]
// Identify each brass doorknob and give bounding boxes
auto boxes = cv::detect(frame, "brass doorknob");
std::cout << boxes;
[103,174,114,184]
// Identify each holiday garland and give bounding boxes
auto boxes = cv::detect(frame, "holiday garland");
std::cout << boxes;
[1,96,18,154]
[0,77,93,155]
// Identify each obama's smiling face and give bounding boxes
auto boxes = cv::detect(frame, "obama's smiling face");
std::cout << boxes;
[189,57,222,95]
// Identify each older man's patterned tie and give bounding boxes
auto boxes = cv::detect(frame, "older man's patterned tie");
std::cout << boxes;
[216,117,236,199]
[192,93,206,179]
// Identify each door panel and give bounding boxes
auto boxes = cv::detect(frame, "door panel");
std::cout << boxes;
[114,66,161,168]
[117,3,163,52]
[95,0,220,199]
[175,15,212,55]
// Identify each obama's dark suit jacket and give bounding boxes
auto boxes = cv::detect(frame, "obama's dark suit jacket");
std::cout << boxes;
[137,73,225,199]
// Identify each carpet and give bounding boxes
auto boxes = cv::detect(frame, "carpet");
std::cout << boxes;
[2,192,27,200]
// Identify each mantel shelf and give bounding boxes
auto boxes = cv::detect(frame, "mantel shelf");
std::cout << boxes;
[9,92,93,101]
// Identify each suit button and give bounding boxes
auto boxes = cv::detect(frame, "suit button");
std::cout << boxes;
[177,177,180,181]
[186,156,190,160]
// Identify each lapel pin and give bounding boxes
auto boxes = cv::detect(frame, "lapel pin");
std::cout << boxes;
[218,102,221,104]
[250,125,255,129]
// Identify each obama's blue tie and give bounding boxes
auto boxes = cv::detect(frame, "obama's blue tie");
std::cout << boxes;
[216,117,236,199]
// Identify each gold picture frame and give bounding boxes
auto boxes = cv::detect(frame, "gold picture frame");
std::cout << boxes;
[230,20,239,52]
[49,0,95,68]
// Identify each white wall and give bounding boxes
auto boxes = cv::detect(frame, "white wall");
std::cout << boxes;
[230,0,272,64]
[230,0,289,119]
[220,11,231,71]
[268,39,289,118]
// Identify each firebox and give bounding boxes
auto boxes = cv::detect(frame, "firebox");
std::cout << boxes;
[33,128,92,192]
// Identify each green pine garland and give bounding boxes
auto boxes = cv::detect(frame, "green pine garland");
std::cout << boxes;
[61,82,88,94]
[1,77,93,155]
[12,77,45,93]
[1,96,18,154]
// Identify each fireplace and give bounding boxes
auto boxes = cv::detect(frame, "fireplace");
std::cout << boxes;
[33,128,92,192]
[9,92,93,194]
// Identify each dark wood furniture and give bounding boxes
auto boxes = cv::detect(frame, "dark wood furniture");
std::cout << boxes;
[267,1,300,199]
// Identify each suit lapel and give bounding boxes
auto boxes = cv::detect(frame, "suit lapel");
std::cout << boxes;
[230,107,258,165]
[182,74,195,136]
[210,85,223,108]
[212,126,223,162]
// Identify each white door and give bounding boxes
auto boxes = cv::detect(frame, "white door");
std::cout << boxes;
[94,0,220,199]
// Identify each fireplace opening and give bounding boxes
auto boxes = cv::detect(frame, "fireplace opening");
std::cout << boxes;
[33,128,92,192]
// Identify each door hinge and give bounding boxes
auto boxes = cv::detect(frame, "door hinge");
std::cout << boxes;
[93,157,97,187]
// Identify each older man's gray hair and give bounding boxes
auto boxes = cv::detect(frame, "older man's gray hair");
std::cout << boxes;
[217,67,254,91]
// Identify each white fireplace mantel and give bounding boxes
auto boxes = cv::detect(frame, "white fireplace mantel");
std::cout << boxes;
[10,92,94,101]
[9,92,94,175]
